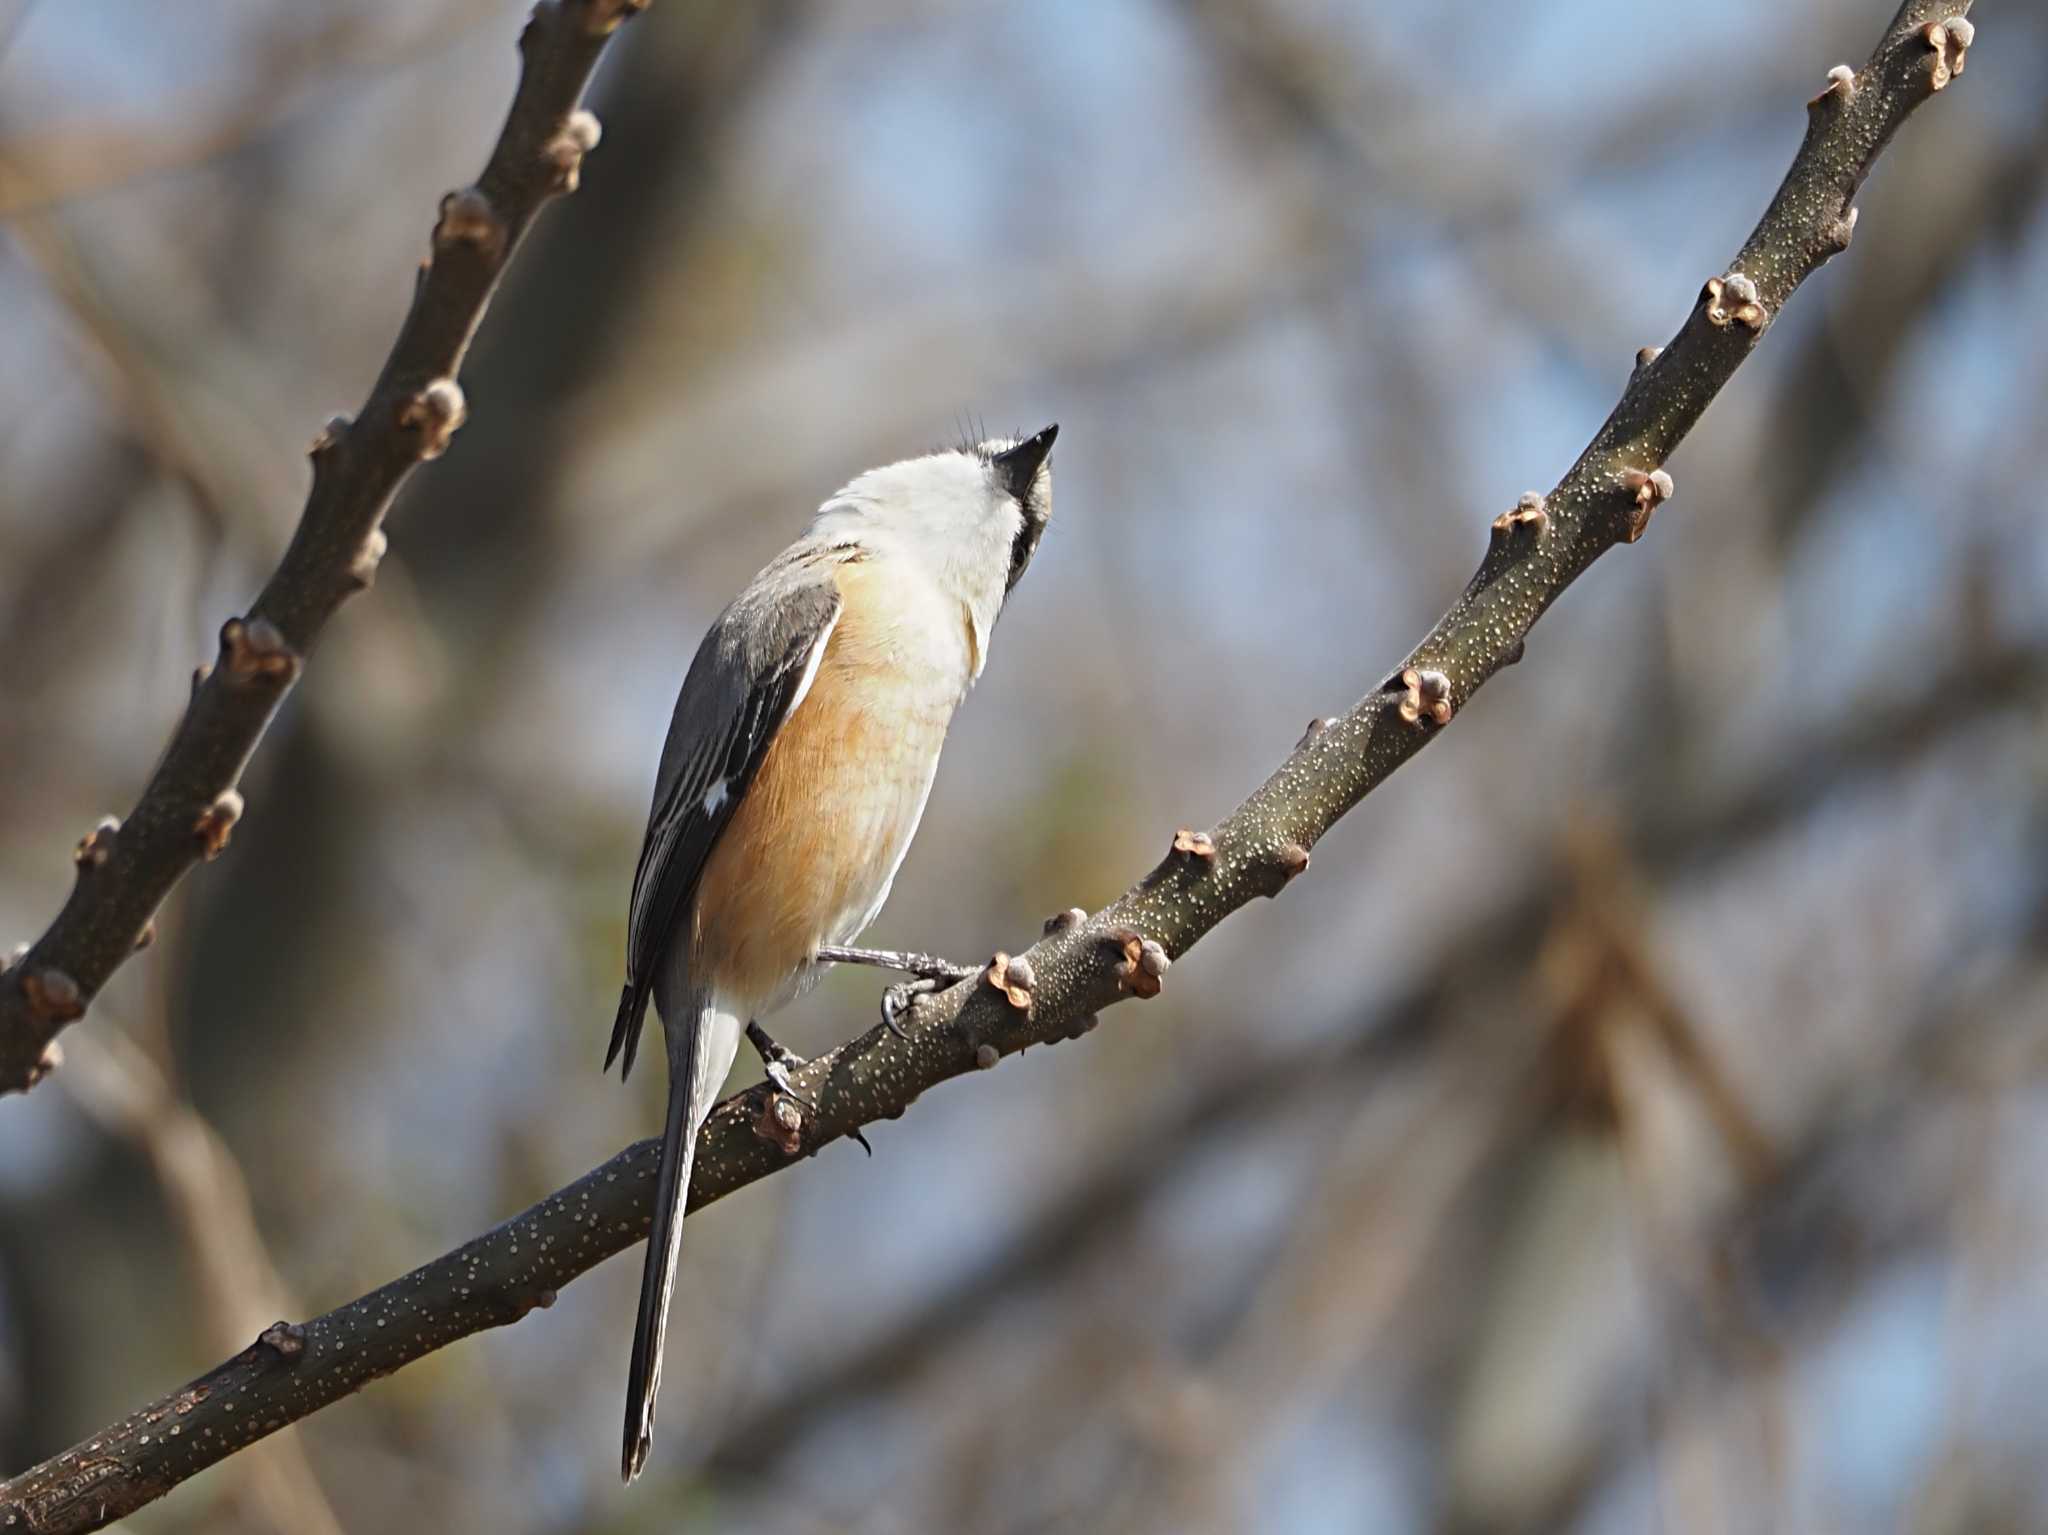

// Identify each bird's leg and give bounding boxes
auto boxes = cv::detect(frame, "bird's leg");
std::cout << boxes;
[745,1020,815,1110]
[745,1020,875,1153]
[815,944,981,1039]
[815,944,980,979]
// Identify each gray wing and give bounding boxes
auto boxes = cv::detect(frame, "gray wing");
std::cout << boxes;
[606,559,843,1078]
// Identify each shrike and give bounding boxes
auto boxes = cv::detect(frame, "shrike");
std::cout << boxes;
[607,424,1057,1480]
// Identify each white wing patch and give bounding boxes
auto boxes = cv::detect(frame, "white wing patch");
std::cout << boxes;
[701,779,729,815]
[785,607,839,720]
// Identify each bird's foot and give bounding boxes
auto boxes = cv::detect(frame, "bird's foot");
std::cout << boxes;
[743,1022,878,1154]
[745,1020,816,1110]
[816,944,980,1038]
[881,976,944,1039]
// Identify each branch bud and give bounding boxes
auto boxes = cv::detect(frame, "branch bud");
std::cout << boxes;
[1396,666,1454,726]
[221,616,300,684]
[21,966,84,1023]
[348,527,389,592]
[397,379,467,461]
[309,413,352,460]
[1701,272,1767,333]
[752,1093,804,1157]
[1043,907,1088,935]
[1108,928,1169,998]
[1620,467,1675,543]
[1271,842,1310,891]
[194,789,245,862]
[1296,716,1335,750]
[1921,18,1973,93]
[73,817,120,871]
[1826,204,1860,253]
[985,952,1034,1012]
[544,110,603,194]
[433,186,507,262]
[1491,491,1549,541]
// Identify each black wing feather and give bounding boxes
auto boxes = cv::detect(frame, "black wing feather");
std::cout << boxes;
[607,570,842,1078]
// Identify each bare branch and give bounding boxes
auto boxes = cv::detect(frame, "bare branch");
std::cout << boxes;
[0,2,1975,1529]
[0,0,643,1095]
[702,629,2043,1476]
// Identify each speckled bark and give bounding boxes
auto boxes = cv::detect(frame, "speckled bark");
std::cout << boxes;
[0,0,639,1097]
[0,3,1972,1529]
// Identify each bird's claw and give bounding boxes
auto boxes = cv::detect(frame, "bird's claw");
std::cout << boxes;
[746,1020,817,1110]
[881,976,945,1038]
[761,1056,816,1112]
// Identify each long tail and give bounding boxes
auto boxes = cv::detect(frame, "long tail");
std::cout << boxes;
[622,995,742,1482]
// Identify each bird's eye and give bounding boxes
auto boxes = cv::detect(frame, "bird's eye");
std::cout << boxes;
[989,425,1056,591]
[1007,504,1045,592]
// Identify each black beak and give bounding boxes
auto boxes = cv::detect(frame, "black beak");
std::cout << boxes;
[991,423,1057,498]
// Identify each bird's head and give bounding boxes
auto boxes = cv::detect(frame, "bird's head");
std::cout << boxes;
[811,423,1058,631]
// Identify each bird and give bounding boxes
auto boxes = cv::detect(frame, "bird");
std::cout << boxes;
[607,423,1058,1481]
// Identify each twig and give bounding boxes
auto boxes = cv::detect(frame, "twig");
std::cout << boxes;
[0,3,1974,1529]
[0,0,644,1095]
[6,201,235,549]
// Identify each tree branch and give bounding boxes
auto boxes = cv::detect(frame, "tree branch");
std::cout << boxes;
[0,0,646,1096]
[0,3,1975,1529]
[699,623,2047,1478]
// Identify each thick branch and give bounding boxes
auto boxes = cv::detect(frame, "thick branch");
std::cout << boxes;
[0,0,645,1096]
[0,4,1974,1530]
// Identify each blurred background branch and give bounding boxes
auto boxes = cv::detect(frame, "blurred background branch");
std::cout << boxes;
[59,1026,346,1535]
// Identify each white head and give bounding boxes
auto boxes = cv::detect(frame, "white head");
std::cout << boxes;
[809,425,1057,670]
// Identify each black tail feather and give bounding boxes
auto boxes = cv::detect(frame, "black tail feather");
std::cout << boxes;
[620,1008,702,1481]
[607,982,650,1078]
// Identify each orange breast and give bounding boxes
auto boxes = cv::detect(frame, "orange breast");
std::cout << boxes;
[689,559,963,1015]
